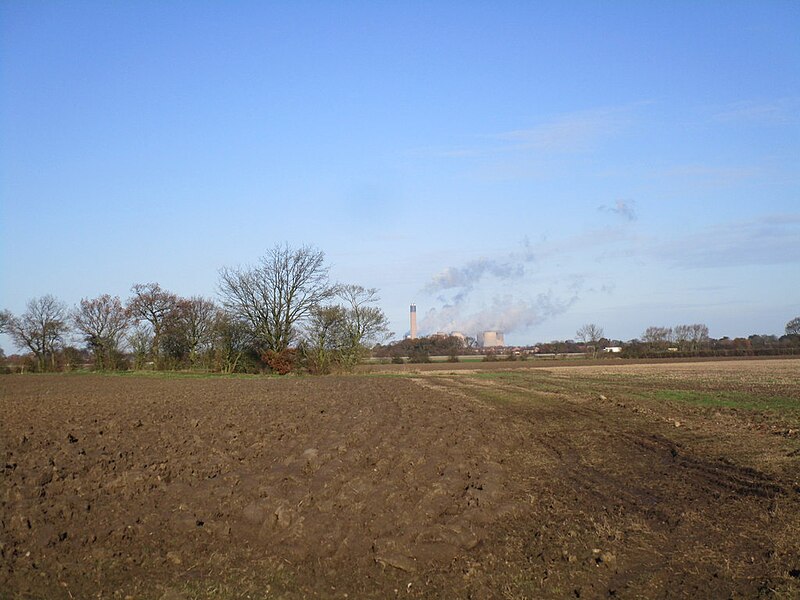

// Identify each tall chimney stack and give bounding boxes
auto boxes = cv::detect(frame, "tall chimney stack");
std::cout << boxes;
[410,304,417,340]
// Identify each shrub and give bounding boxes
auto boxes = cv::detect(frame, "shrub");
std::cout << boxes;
[408,349,431,363]
[262,349,297,375]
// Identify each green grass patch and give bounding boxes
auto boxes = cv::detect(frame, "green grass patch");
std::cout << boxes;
[652,389,799,412]
[469,371,569,393]
[471,371,522,379]
[472,387,520,405]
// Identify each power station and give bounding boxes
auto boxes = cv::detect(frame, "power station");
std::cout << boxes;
[408,304,505,347]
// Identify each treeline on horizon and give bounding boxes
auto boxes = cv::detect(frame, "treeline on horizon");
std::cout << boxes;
[0,244,392,375]
[2,244,799,373]
[371,320,800,364]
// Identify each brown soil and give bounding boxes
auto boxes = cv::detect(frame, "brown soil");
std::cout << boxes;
[2,360,800,599]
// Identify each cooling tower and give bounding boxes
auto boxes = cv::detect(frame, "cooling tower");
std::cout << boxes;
[478,331,505,348]
[410,304,417,339]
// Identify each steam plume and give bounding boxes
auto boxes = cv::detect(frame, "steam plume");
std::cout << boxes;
[420,292,578,337]
[425,241,536,295]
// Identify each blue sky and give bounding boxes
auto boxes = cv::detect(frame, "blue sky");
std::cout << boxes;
[2,1,799,349]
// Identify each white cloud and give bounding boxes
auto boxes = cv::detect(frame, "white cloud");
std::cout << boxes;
[424,104,643,161]
[651,164,763,188]
[491,106,633,153]
[713,98,799,124]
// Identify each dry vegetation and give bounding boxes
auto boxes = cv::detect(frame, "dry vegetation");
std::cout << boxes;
[2,358,799,598]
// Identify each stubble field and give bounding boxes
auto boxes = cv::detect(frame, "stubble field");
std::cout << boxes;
[2,358,799,598]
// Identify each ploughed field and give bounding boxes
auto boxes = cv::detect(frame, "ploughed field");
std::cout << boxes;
[2,359,799,599]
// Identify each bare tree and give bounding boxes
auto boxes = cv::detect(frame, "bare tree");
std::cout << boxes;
[463,336,478,350]
[576,323,604,357]
[127,283,178,367]
[301,305,348,374]
[337,284,391,367]
[576,323,604,344]
[642,326,673,347]
[688,323,709,350]
[785,317,800,336]
[673,324,692,349]
[671,323,709,352]
[8,295,70,371]
[218,244,334,353]
[162,296,217,368]
[211,310,253,374]
[127,325,153,370]
[300,285,391,373]
[73,295,130,370]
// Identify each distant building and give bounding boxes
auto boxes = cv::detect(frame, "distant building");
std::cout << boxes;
[602,346,623,353]
[478,331,505,348]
